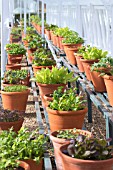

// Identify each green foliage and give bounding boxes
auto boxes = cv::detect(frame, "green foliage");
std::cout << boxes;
[91,57,113,75]
[62,36,84,44]
[7,46,26,55]
[49,87,85,111]
[31,66,78,84]
[26,26,35,34]
[57,128,91,139]
[82,46,108,60]
[67,137,113,160]
[54,27,78,38]
[6,43,22,50]
[0,128,47,169]
[4,85,28,92]
[10,27,21,35]
[2,69,28,84]
[28,39,45,49]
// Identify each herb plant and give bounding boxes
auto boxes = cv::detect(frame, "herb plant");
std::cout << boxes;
[49,87,85,111]
[31,66,78,84]
[0,108,23,122]
[0,128,47,169]
[6,43,22,50]
[3,69,28,84]
[66,137,112,160]
[62,36,84,44]
[7,46,26,55]
[3,85,28,92]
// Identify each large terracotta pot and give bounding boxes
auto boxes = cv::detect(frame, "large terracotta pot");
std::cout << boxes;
[103,75,113,106]
[50,129,92,170]
[0,118,24,132]
[8,54,23,64]
[66,47,78,65]
[1,89,30,111]
[32,65,53,76]
[37,83,66,106]
[89,67,106,92]
[46,107,88,132]
[80,58,99,81]
[60,144,113,170]
[24,159,43,170]
[74,54,84,72]
[17,160,30,170]
[6,64,21,70]
[45,29,51,40]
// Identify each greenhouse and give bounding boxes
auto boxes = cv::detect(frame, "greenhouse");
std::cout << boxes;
[0,0,113,169]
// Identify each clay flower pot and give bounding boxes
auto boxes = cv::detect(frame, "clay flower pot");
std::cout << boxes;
[80,58,99,81]
[66,47,78,65]
[17,160,30,170]
[46,107,88,132]
[0,118,24,132]
[89,67,106,92]
[8,54,23,64]
[103,75,113,106]
[55,36,60,48]
[43,93,53,108]
[32,65,53,77]
[37,83,66,107]
[52,34,57,46]
[74,54,84,72]
[1,89,30,111]
[50,129,92,170]
[6,64,21,70]
[24,159,43,170]
[60,144,113,170]
[45,29,51,40]
[59,36,64,50]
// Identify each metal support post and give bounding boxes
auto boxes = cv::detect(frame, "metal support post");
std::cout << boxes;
[24,0,27,34]
[41,0,44,37]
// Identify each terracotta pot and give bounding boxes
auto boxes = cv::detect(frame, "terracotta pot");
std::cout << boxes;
[17,160,30,170]
[32,65,53,76]
[52,34,57,46]
[55,36,60,48]
[37,83,66,107]
[1,89,30,111]
[103,75,113,106]
[45,29,51,40]
[74,54,84,72]
[89,67,106,92]
[46,107,88,132]
[80,58,99,81]
[43,93,53,108]
[8,54,23,64]
[59,36,64,50]
[21,75,30,86]
[50,31,54,41]
[66,47,78,65]
[6,64,21,70]
[50,129,92,170]
[24,159,43,170]
[23,40,29,47]
[0,118,24,132]
[60,144,113,170]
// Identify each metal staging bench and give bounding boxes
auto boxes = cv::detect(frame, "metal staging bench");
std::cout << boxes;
[45,36,113,144]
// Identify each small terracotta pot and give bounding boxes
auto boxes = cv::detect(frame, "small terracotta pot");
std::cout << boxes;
[0,118,24,132]
[55,36,60,48]
[37,83,66,107]
[52,34,57,46]
[60,144,113,170]
[32,65,53,76]
[80,58,99,81]
[17,160,30,170]
[46,107,88,132]
[1,89,30,111]
[6,64,21,70]
[43,93,53,108]
[45,29,51,40]
[20,75,30,86]
[50,129,92,170]
[8,54,23,64]
[89,67,106,92]
[74,54,84,72]
[66,47,78,65]
[24,159,43,170]
[50,31,54,42]
[59,36,64,50]
[103,75,113,106]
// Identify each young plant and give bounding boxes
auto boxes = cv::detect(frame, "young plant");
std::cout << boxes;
[62,35,84,44]
[31,66,78,84]
[6,43,22,50]
[7,46,26,55]
[49,87,85,111]
[0,128,47,169]
[2,69,29,84]
[3,85,28,92]
[66,137,112,160]
[0,108,23,122]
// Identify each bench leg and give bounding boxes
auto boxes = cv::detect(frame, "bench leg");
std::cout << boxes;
[86,92,92,123]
